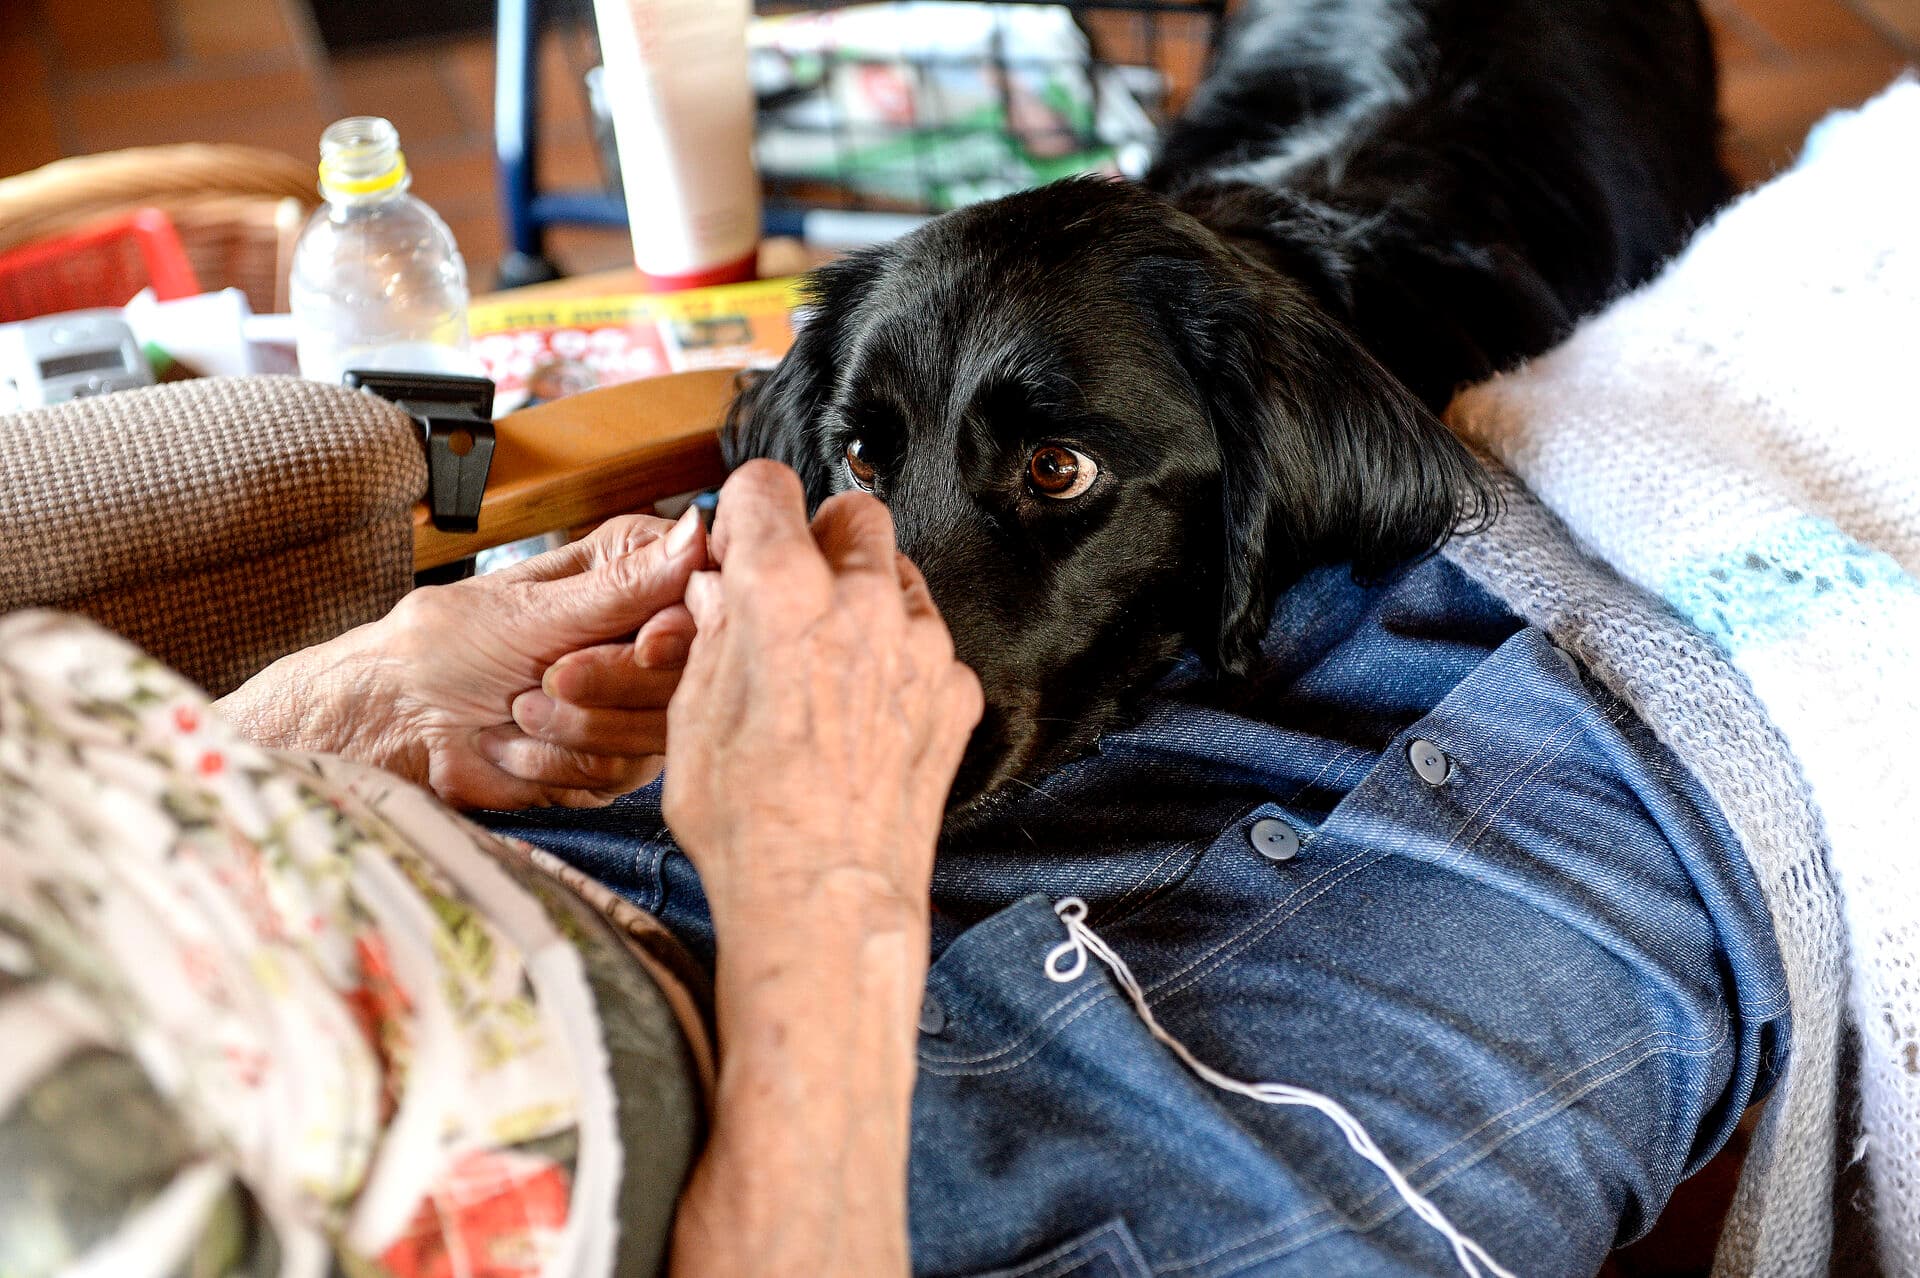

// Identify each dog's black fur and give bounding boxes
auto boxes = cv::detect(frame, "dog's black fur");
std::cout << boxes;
[725,0,1728,808]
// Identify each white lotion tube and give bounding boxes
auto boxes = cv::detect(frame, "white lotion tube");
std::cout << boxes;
[591,0,762,289]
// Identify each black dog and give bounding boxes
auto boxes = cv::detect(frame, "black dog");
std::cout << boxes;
[725,0,1728,807]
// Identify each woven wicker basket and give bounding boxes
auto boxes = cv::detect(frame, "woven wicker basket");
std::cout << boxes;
[0,145,319,314]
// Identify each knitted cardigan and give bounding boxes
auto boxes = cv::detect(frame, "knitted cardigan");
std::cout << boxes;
[1443,78,1919,1276]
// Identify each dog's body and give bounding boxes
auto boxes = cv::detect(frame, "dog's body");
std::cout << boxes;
[1152,0,1728,409]
[727,0,1727,808]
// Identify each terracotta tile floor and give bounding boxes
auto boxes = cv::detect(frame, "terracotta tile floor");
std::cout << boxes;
[2,0,1913,284]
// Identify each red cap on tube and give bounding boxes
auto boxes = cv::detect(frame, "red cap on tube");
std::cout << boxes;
[638,250,760,293]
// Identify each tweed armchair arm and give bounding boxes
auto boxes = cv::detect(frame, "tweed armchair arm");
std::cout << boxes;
[0,376,425,695]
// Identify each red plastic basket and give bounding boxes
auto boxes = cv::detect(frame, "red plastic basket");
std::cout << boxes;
[0,208,202,323]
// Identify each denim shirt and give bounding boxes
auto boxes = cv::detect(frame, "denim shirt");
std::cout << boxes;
[490,556,1789,1277]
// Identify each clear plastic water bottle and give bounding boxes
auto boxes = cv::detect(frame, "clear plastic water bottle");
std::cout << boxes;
[290,116,479,384]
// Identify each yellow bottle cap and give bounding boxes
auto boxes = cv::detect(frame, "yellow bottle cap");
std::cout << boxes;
[317,117,410,201]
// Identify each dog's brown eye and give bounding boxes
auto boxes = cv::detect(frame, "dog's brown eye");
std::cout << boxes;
[845,437,877,489]
[1028,445,1098,500]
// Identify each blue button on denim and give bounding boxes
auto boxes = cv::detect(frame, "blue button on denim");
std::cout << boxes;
[487,555,1789,1277]
[1407,738,1452,785]
[1248,817,1300,861]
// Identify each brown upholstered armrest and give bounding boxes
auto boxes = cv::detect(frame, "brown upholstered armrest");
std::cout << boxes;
[0,376,426,693]
[3,370,734,687]
[412,369,740,571]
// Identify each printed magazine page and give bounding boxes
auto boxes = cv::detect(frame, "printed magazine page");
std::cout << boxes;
[469,277,802,413]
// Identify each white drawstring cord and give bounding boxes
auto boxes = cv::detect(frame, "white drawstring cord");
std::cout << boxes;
[1044,897,1519,1278]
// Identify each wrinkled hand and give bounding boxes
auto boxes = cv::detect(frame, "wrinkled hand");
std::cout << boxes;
[220,509,707,809]
[663,461,983,927]
[661,463,981,1278]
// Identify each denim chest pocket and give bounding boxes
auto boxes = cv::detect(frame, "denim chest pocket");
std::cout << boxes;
[934,1218,1152,1278]
[905,818,1380,1278]
[907,838,1400,1276]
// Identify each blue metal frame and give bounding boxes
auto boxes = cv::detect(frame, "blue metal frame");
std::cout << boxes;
[494,0,536,257]
[498,0,643,280]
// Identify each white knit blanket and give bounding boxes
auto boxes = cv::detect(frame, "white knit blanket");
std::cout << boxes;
[1449,77,1920,1274]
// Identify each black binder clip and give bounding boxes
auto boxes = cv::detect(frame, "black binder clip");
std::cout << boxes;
[344,370,496,534]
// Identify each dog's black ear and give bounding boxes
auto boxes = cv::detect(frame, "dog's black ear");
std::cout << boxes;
[721,363,833,501]
[721,250,887,503]
[1176,268,1497,676]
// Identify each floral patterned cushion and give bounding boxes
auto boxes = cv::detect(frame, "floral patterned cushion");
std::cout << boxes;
[0,611,705,1278]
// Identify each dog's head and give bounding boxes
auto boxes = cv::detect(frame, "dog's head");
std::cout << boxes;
[726,178,1493,809]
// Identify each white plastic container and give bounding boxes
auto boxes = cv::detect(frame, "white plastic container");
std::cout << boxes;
[592,0,762,289]
[289,117,479,384]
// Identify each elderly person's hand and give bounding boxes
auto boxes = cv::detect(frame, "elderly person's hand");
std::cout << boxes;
[662,461,982,1278]
[665,463,983,924]
[218,509,707,809]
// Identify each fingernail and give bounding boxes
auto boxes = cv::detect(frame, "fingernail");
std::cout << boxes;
[665,506,700,556]
[686,571,721,618]
[639,629,692,667]
[514,690,555,733]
